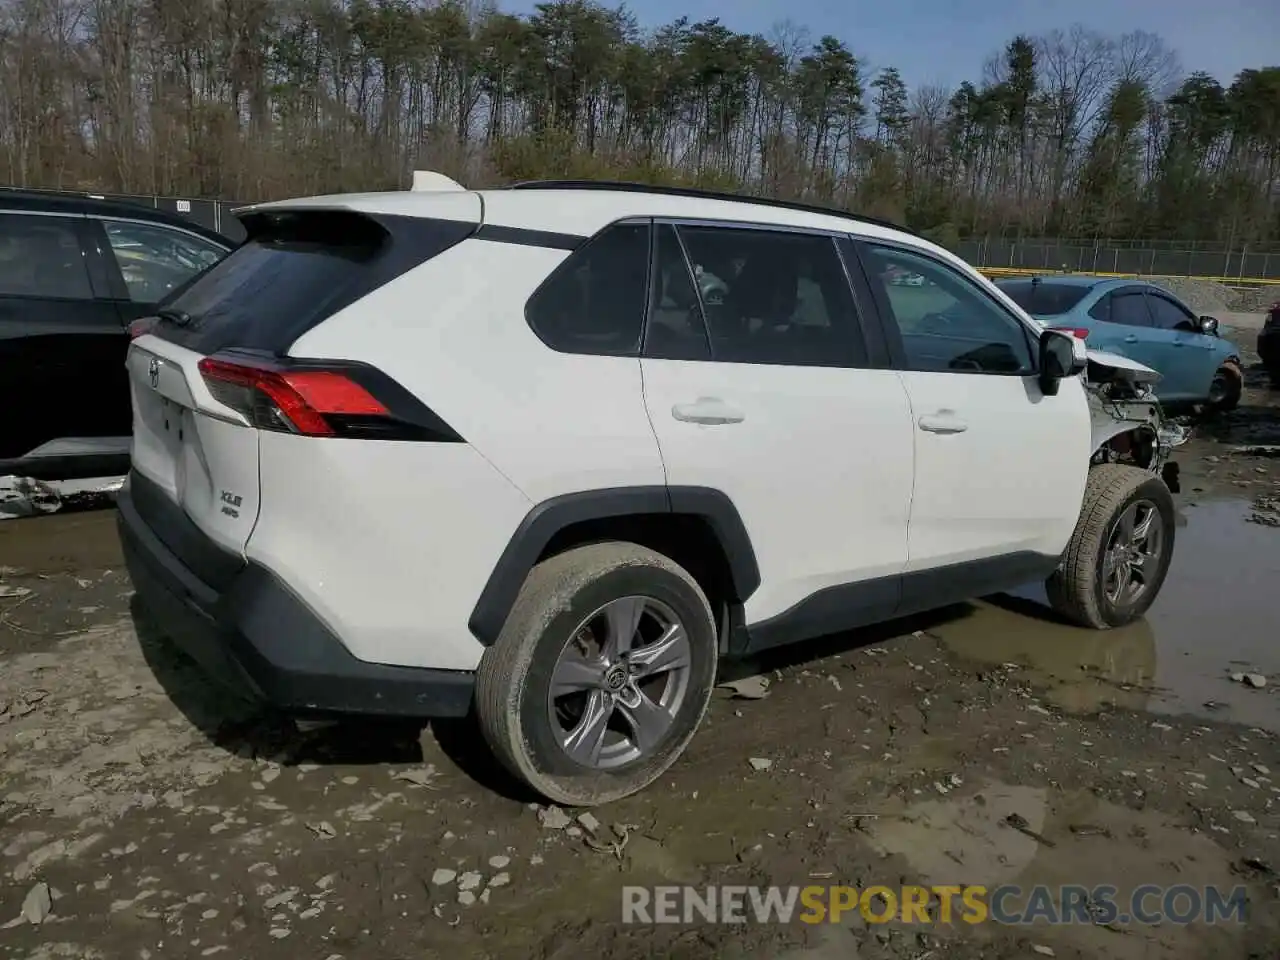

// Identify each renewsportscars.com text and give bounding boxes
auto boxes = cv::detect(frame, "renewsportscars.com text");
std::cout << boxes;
[621,884,1248,926]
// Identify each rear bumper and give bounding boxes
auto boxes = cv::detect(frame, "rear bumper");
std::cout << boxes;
[117,474,475,718]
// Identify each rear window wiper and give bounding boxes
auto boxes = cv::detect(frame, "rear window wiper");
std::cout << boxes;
[155,307,193,327]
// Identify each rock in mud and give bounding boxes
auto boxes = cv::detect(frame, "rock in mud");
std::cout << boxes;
[537,806,572,830]
[21,882,53,925]
[749,757,773,771]
[1230,672,1267,689]
[393,765,438,787]
[431,868,457,887]
[720,676,770,699]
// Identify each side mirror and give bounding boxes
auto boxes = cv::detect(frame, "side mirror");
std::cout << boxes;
[1039,328,1087,396]
[1198,315,1219,336]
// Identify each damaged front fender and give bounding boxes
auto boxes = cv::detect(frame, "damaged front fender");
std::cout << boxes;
[1086,350,1189,490]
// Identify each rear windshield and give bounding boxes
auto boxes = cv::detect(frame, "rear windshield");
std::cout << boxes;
[996,280,1093,317]
[151,210,475,354]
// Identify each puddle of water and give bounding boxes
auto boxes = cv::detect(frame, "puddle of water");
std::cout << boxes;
[861,781,1250,960]
[936,499,1280,730]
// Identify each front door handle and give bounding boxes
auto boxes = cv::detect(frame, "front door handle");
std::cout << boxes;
[671,398,745,425]
[1123,335,1138,343]
[918,412,968,434]
[1171,339,1184,347]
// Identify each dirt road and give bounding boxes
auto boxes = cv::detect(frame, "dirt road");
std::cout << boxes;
[2,364,1279,960]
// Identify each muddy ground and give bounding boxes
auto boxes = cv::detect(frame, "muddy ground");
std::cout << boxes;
[2,360,1280,960]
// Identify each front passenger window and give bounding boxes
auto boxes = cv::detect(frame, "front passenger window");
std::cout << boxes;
[1146,294,1196,330]
[863,245,1034,375]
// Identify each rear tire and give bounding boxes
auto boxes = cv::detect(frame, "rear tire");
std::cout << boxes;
[475,542,717,807]
[1046,465,1176,630]
[1207,361,1242,412]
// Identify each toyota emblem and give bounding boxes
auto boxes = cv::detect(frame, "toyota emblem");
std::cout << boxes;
[148,357,160,389]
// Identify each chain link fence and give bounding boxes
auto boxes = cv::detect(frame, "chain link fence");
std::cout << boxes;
[957,237,1280,283]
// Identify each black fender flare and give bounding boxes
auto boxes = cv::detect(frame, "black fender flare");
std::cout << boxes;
[467,485,761,646]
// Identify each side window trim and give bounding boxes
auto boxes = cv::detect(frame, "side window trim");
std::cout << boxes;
[640,220,714,361]
[96,215,230,252]
[77,217,129,301]
[849,237,1040,376]
[658,220,873,369]
[836,236,893,368]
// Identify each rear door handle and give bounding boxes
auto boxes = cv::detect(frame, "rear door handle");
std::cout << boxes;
[1123,335,1138,343]
[671,398,745,425]
[918,412,968,434]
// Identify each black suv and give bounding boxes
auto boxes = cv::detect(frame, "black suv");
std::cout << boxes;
[0,190,234,480]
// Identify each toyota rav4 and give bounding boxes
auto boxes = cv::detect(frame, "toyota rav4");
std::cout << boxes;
[117,176,1186,806]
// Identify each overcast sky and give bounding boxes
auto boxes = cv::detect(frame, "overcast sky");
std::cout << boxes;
[501,0,1279,92]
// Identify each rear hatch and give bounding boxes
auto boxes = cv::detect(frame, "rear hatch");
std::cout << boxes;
[125,197,481,574]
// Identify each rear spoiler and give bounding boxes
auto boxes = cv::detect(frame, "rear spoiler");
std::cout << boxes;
[230,169,467,220]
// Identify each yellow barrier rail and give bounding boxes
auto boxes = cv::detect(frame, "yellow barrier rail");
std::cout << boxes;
[978,265,1280,286]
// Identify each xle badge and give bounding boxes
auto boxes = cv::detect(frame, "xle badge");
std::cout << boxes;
[220,490,243,519]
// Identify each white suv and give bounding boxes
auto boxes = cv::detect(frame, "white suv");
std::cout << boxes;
[118,176,1183,806]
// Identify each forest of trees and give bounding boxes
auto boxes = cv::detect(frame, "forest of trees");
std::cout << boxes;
[1,0,1278,246]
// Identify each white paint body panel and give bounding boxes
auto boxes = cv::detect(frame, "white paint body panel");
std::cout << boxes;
[640,359,916,623]
[248,432,531,670]
[126,336,261,555]
[290,238,667,505]
[897,372,1091,570]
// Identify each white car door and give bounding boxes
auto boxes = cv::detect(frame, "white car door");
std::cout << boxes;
[854,241,1092,599]
[639,222,916,647]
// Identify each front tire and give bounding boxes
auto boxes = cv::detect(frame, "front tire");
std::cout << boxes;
[1046,465,1176,630]
[475,542,717,807]
[1207,360,1242,412]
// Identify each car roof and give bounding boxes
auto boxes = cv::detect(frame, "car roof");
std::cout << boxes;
[0,188,232,246]
[239,179,961,267]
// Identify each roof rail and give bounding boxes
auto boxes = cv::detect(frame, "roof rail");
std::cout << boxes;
[0,185,106,200]
[507,179,920,237]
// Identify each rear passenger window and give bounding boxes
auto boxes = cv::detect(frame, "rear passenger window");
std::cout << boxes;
[0,213,93,300]
[526,222,650,356]
[671,226,868,368]
[1109,292,1152,327]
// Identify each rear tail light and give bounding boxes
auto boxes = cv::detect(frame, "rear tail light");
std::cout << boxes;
[195,354,458,442]
[1049,326,1090,339]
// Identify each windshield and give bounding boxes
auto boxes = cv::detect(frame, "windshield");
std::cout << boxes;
[996,280,1093,317]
